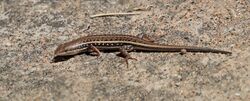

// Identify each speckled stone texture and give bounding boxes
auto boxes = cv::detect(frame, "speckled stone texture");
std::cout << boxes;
[0,0,249,100]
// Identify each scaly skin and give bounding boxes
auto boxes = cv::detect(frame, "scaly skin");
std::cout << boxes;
[52,34,231,63]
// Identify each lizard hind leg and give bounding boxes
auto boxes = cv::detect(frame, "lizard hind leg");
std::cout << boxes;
[117,46,137,68]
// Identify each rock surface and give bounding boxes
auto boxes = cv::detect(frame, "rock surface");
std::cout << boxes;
[0,0,249,100]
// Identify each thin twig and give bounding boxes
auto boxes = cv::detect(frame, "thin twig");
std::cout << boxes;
[90,12,140,18]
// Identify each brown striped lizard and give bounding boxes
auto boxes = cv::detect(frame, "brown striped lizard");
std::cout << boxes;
[52,34,231,65]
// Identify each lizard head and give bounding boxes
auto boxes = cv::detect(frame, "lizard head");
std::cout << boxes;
[51,42,89,62]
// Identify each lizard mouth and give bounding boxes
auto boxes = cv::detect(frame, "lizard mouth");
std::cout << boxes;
[51,55,75,63]
[51,48,88,63]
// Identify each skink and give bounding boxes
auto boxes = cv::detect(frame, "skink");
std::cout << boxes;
[52,34,231,64]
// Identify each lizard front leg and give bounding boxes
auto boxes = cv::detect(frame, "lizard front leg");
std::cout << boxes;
[87,44,101,57]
